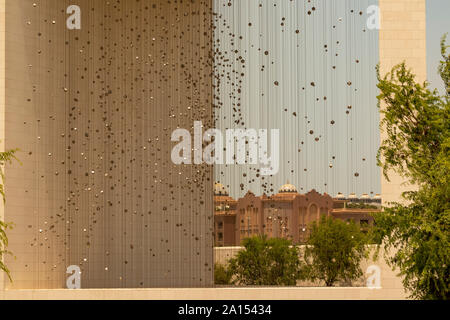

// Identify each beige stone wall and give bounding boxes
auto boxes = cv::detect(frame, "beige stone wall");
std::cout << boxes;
[214,246,242,265]
[379,0,427,204]
[1,0,213,289]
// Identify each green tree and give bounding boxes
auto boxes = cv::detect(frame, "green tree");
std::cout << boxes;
[228,235,301,286]
[373,34,449,299]
[302,216,369,287]
[214,263,233,285]
[0,148,19,281]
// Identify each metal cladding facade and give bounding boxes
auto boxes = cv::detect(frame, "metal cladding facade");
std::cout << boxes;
[0,0,427,291]
[1,0,213,289]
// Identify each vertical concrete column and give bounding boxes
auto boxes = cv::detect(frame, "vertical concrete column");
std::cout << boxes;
[379,0,427,204]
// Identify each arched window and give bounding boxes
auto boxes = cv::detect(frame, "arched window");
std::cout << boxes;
[308,203,318,222]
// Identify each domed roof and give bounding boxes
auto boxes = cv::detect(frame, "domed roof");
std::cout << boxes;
[214,182,229,196]
[278,181,298,194]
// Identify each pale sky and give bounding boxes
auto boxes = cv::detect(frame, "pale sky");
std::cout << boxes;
[427,0,450,95]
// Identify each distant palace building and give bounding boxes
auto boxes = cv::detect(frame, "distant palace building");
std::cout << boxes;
[214,182,380,247]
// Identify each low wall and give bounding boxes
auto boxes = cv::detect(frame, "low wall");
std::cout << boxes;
[214,246,407,297]
[0,287,406,300]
